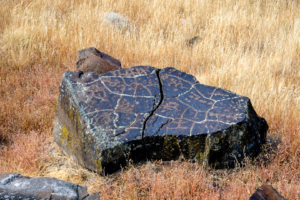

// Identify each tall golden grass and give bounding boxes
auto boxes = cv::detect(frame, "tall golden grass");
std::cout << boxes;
[0,0,299,199]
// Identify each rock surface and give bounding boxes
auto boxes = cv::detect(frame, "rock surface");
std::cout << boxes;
[53,66,268,174]
[0,173,100,200]
[103,12,131,30]
[76,47,122,75]
[144,67,268,168]
[249,184,287,200]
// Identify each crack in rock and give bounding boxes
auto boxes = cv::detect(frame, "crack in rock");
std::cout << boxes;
[53,66,268,174]
[141,69,164,140]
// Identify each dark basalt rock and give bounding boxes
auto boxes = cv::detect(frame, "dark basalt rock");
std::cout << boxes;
[249,184,287,200]
[144,67,268,168]
[53,66,268,174]
[76,47,122,74]
[53,66,161,174]
[0,173,100,200]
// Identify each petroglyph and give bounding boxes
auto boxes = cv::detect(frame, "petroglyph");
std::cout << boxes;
[64,66,161,141]
[53,66,268,174]
[144,67,248,136]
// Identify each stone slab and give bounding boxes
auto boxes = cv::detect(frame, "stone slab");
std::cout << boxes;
[53,66,268,174]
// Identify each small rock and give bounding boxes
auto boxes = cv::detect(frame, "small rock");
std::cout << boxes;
[76,47,122,75]
[186,36,202,47]
[0,173,100,200]
[249,184,287,200]
[103,12,131,30]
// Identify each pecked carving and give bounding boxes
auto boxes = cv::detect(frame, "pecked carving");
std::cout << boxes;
[53,66,268,174]
[144,67,268,167]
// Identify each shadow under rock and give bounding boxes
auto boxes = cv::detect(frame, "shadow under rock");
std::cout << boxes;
[256,134,282,166]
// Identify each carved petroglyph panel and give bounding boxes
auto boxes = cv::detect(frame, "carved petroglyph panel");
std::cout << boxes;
[63,66,161,142]
[145,67,248,136]
[54,65,268,174]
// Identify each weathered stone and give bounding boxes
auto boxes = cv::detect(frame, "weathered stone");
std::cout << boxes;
[103,12,131,30]
[144,67,268,168]
[249,184,287,200]
[76,47,122,74]
[53,66,268,174]
[0,173,100,200]
[53,66,161,174]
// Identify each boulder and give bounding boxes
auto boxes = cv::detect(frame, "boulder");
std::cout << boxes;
[249,184,287,200]
[76,47,122,74]
[53,66,268,174]
[0,173,100,200]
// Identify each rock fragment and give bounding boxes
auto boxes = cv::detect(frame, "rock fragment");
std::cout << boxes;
[249,184,287,200]
[0,173,100,200]
[76,47,122,74]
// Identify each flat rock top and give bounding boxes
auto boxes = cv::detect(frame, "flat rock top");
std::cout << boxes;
[144,67,249,136]
[64,66,161,146]
[64,66,250,140]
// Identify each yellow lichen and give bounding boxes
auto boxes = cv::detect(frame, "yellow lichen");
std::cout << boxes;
[95,158,103,173]
[53,100,58,111]
[61,125,69,140]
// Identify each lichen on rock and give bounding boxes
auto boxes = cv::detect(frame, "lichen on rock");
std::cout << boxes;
[144,67,268,168]
[53,66,268,174]
[53,66,162,174]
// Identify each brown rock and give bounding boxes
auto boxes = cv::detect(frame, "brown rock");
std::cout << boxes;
[249,184,287,200]
[76,47,122,74]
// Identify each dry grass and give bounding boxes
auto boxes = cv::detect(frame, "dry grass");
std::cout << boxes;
[0,0,299,199]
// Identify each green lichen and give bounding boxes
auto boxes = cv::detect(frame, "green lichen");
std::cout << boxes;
[178,135,206,163]
[162,135,179,157]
